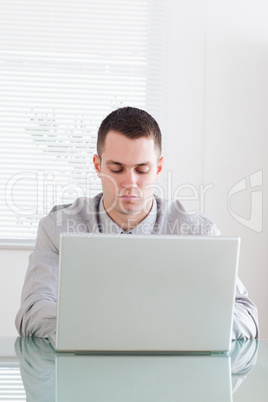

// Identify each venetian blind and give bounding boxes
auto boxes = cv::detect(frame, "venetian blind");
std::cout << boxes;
[0,0,166,240]
[0,364,26,400]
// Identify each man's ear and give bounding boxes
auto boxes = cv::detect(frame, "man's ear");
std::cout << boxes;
[93,154,101,178]
[156,156,164,178]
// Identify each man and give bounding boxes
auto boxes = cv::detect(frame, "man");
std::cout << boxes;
[15,107,259,339]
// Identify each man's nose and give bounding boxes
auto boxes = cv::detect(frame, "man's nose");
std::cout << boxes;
[121,170,138,188]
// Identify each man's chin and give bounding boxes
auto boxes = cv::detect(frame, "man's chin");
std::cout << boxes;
[104,196,153,216]
[118,197,154,214]
[116,206,143,216]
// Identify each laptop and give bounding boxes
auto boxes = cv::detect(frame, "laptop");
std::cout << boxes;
[49,234,240,353]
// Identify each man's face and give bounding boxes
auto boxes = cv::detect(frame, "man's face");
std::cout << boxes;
[93,131,163,225]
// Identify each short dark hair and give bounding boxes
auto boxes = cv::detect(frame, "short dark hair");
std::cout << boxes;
[97,107,162,156]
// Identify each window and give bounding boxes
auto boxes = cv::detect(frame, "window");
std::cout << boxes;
[0,0,167,240]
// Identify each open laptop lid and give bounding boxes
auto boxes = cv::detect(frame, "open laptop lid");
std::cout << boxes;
[54,235,240,353]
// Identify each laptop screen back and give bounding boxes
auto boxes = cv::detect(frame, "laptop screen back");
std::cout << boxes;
[55,235,240,352]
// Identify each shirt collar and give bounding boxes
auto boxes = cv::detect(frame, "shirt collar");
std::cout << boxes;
[98,196,157,235]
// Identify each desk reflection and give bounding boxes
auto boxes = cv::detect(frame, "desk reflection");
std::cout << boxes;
[15,338,258,402]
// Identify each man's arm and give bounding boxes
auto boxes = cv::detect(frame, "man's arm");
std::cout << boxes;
[200,215,259,339]
[232,277,259,339]
[15,216,59,338]
[201,215,259,339]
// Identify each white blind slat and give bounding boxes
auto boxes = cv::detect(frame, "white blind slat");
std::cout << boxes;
[0,366,26,400]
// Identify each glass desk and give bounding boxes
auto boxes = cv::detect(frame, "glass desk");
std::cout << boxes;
[0,337,267,401]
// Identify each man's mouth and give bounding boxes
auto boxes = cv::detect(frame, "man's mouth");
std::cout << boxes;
[119,195,139,201]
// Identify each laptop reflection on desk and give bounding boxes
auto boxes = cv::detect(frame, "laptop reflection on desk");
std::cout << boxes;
[56,353,232,402]
[14,337,259,402]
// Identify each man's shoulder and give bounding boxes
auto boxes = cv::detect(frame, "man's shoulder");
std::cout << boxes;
[40,193,103,231]
[154,195,220,236]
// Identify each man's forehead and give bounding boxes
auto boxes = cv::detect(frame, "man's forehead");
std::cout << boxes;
[101,132,160,164]
[106,160,154,167]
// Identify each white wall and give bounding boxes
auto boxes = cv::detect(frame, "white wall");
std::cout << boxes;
[165,0,268,336]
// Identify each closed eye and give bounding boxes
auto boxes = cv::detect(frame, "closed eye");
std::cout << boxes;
[136,169,149,174]
[108,164,151,174]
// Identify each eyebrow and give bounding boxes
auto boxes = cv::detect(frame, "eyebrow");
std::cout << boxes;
[106,160,152,167]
